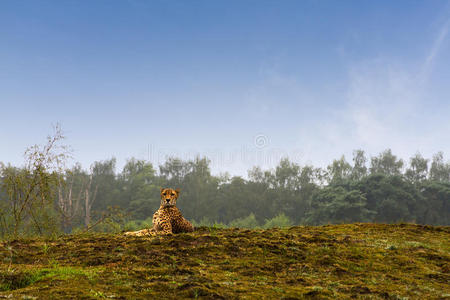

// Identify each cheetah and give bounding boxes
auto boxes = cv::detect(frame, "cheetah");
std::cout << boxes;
[125,188,194,236]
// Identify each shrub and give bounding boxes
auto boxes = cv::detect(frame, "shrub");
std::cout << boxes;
[229,213,259,229]
[263,213,293,228]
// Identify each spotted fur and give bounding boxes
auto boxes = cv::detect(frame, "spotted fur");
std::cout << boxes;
[125,188,194,236]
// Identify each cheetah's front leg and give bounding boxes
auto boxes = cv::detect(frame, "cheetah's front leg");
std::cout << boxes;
[157,219,173,235]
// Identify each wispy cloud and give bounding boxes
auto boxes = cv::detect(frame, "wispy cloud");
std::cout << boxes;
[421,18,450,84]
[346,15,450,157]
[298,13,450,167]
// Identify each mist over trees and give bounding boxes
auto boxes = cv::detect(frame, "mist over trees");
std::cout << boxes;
[1,135,449,238]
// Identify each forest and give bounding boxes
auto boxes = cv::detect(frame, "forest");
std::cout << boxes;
[1,129,449,239]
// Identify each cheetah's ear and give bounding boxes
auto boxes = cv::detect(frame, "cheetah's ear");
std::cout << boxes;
[175,188,180,196]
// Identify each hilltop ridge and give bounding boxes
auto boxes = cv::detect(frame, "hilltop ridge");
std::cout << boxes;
[0,223,449,299]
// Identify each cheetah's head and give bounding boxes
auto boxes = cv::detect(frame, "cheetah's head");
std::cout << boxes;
[160,188,180,207]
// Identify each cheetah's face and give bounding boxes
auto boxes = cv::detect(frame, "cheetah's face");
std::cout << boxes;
[160,188,180,207]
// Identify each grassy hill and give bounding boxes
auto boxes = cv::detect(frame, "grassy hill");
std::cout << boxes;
[0,223,449,299]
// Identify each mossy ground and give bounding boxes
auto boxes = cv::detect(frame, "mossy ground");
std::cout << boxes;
[0,223,449,299]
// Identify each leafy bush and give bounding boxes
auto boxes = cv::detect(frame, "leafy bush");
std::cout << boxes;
[229,213,259,229]
[263,213,293,228]
[191,217,226,228]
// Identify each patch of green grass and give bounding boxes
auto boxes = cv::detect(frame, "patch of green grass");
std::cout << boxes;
[34,266,98,282]
[1,265,99,292]
[90,289,106,298]
[41,243,50,255]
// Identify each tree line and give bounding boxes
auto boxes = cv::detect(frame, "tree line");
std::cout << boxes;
[1,129,449,238]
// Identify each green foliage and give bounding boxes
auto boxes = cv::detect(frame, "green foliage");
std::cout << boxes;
[191,217,212,227]
[0,266,97,292]
[1,131,450,237]
[370,149,404,175]
[327,155,352,184]
[429,152,450,182]
[417,181,450,225]
[405,152,429,184]
[351,149,368,180]
[358,174,422,223]
[117,158,160,220]
[262,213,293,228]
[191,217,226,228]
[307,187,376,225]
[90,206,130,233]
[229,213,259,229]
[0,125,68,239]
[123,216,153,231]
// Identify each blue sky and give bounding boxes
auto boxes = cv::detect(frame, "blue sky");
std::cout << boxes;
[1,0,449,176]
